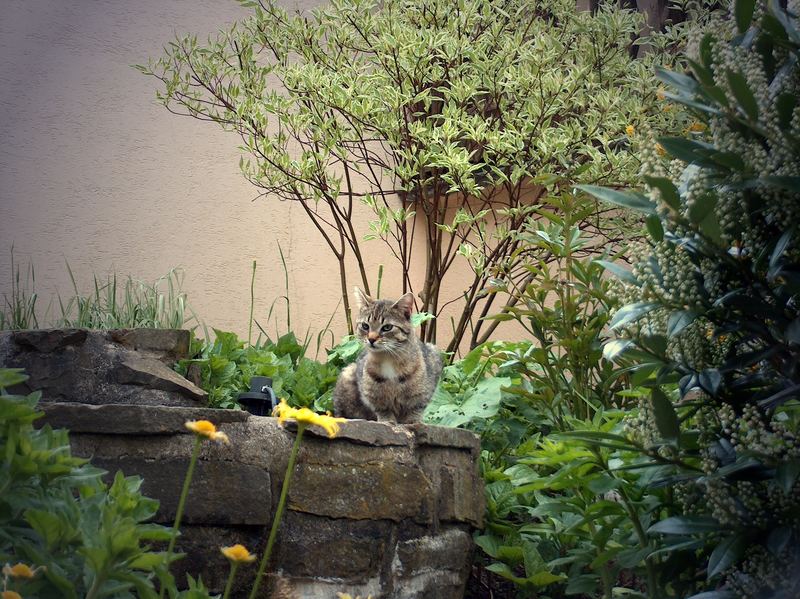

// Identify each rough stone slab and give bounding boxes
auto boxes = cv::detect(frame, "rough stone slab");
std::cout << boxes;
[113,355,207,401]
[271,576,382,599]
[438,463,485,527]
[301,419,414,446]
[11,328,89,353]
[108,328,190,361]
[411,423,481,454]
[386,569,465,599]
[39,402,247,434]
[92,456,271,525]
[392,528,473,577]
[417,447,485,528]
[289,461,432,523]
[163,524,267,597]
[298,435,415,467]
[274,512,392,581]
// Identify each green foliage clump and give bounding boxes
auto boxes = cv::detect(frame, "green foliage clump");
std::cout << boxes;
[176,330,360,410]
[140,0,688,352]
[0,369,185,599]
[425,198,666,597]
[583,1,800,596]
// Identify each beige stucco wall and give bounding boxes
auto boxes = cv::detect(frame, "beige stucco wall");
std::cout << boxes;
[0,0,523,354]
[0,0,372,343]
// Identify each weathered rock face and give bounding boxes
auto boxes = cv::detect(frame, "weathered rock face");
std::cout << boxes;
[0,328,206,406]
[42,403,484,599]
[14,328,485,599]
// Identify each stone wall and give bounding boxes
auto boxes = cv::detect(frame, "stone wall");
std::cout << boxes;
[2,330,484,598]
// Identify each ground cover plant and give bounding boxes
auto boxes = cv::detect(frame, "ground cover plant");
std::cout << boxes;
[0,367,346,599]
[140,0,690,353]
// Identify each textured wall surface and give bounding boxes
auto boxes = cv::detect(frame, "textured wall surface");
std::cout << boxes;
[17,327,485,597]
[0,0,389,340]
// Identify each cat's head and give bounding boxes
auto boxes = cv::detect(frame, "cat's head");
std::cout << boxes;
[353,287,415,354]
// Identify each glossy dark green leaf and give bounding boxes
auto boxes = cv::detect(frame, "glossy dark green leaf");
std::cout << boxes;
[776,459,800,493]
[708,534,745,578]
[699,34,714,67]
[651,388,680,441]
[576,185,656,214]
[648,515,722,535]
[769,230,792,272]
[609,302,661,330]
[688,192,717,225]
[655,67,699,93]
[735,0,756,32]
[777,93,797,129]
[767,528,793,555]
[644,175,681,211]
[698,369,723,396]
[596,260,638,285]
[667,310,698,338]
[761,176,800,193]
[687,591,737,599]
[726,70,759,121]
[646,214,664,241]
[769,0,800,43]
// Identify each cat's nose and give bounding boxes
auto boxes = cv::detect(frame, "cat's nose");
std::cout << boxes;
[368,333,378,345]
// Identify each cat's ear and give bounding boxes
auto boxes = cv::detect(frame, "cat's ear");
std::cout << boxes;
[392,292,415,320]
[353,287,373,309]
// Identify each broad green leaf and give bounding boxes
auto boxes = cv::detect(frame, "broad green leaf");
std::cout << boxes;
[646,214,664,242]
[609,302,661,330]
[726,70,759,120]
[648,515,722,535]
[708,534,745,578]
[643,176,681,211]
[777,93,797,129]
[0,368,29,389]
[651,388,680,441]
[667,310,699,337]
[776,459,800,493]
[576,185,656,215]
[596,260,638,285]
[735,0,756,32]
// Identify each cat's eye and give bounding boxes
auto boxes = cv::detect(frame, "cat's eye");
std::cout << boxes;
[380,324,393,332]
[360,322,369,331]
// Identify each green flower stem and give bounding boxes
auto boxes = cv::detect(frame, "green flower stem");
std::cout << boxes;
[159,434,202,599]
[222,562,239,599]
[248,423,305,599]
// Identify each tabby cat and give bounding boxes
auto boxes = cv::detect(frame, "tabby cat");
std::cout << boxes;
[333,288,442,423]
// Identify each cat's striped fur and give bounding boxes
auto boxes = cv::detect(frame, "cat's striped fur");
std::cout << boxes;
[333,288,442,423]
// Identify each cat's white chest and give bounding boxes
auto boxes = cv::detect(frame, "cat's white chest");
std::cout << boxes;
[380,361,398,380]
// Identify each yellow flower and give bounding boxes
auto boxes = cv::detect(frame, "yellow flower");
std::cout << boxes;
[220,544,256,564]
[336,594,372,599]
[686,121,706,133]
[655,143,667,157]
[625,124,635,136]
[2,591,22,599]
[273,400,346,438]
[2,563,35,579]
[656,88,666,100]
[184,420,229,444]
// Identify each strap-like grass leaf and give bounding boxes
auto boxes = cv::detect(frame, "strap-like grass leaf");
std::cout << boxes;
[576,184,656,214]
[726,70,759,121]
[735,0,756,32]
[651,387,680,441]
